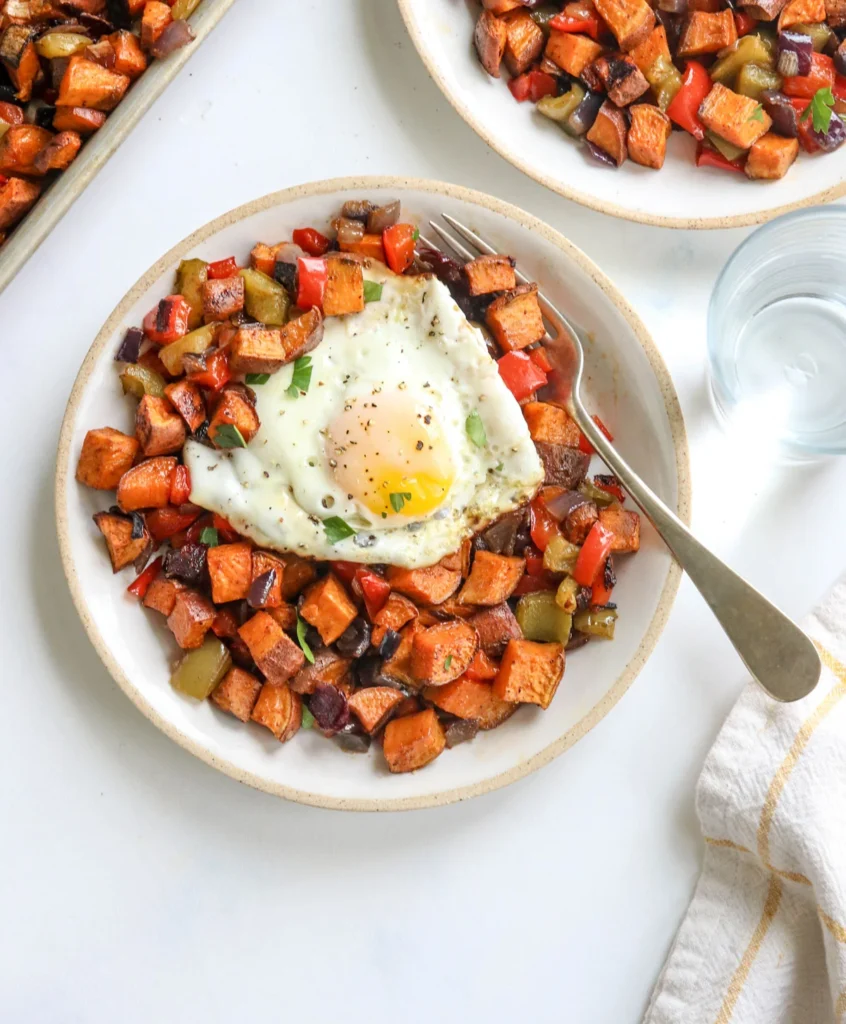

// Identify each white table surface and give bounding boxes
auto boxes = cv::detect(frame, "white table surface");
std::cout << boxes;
[3,2,845,1020]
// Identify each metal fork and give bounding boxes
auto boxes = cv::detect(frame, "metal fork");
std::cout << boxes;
[423,213,820,704]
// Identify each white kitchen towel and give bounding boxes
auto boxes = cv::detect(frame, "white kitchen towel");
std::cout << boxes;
[645,575,846,1024]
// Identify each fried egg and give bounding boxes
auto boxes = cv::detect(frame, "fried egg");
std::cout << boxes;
[185,265,543,568]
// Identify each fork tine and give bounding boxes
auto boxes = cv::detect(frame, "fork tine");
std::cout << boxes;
[427,221,478,264]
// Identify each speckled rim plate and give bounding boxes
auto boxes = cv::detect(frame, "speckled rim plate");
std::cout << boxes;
[397,0,846,229]
[55,175,691,811]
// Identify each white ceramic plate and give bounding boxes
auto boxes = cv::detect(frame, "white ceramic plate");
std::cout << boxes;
[56,176,690,810]
[398,0,846,229]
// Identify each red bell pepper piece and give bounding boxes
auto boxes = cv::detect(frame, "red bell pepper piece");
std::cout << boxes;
[695,143,745,172]
[127,556,163,598]
[509,69,557,103]
[296,256,327,310]
[783,53,835,99]
[508,72,532,102]
[497,350,548,402]
[573,522,614,586]
[667,61,711,140]
[142,294,191,345]
[578,415,614,455]
[187,347,231,391]
[549,4,605,41]
[355,568,391,619]
[593,476,625,503]
[146,506,202,544]
[514,573,556,595]
[207,256,238,280]
[212,513,241,542]
[292,227,331,257]
[529,495,560,552]
[591,575,614,606]
[733,10,756,35]
[834,75,846,102]
[383,223,416,274]
[330,560,358,584]
[170,464,191,505]
[528,345,553,373]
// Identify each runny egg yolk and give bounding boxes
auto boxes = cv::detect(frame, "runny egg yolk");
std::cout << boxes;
[326,394,455,519]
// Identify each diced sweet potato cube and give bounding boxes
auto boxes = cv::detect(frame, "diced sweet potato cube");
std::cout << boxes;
[826,0,846,25]
[109,29,147,78]
[211,666,262,723]
[277,307,324,362]
[457,550,525,606]
[502,8,545,75]
[92,511,150,572]
[280,554,318,599]
[466,649,500,680]
[142,572,184,616]
[424,676,516,730]
[522,402,581,446]
[228,325,287,375]
[52,105,105,134]
[33,130,81,174]
[745,132,799,180]
[299,573,358,645]
[493,638,565,709]
[699,82,771,150]
[289,648,352,695]
[485,284,545,352]
[589,54,649,106]
[544,30,604,76]
[371,592,418,647]
[323,256,364,317]
[382,620,425,688]
[535,441,590,488]
[0,25,39,101]
[57,56,129,111]
[778,0,824,26]
[0,124,52,175]
[464,254,516,296]
[83,38,116,69]
[0,175,40,230]
[251,682,301,742]
[470,603,523,657]
[411,619,479,686]
[167,588,215,649]
[250,550,285,608]
[348,686,405,733]
[594,0,655,50]
[116,456,176,511]
[135,394,186,457]
[382,708,445,773]
[239,610,305,684]
[207,542,252,604]
[76,427,139,490]
[629,24,671,75]
[267,604,297,633]
[386,564,461,605]
[164,379,206,433]
[627,103,672,169]
[249,241,283,276]
[208,388,259,447]
[677,10,737,57]
[140,0,172,50]
[202,275,245,322]
[598,506,640,552]
[474,9,507,77]
[586,100,628,165]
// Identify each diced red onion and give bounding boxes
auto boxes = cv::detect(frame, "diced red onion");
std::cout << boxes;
[761,89,799,137]
[310,685,350,734]
[585,140,617,166]
[335,216,365,247]
[366,200,401,234]
[335,730,370,754]
[811,113,846,152]
[568,90,604,136]
[778,31,813,76]
[544,489,589,521]
[834,41,846,77]
[150,19,194,59]
[115,326,144,363]
[658,0,687,15]
[777,49,800,77]
[444,719,479,748]
[341,199,373,222]
[247,569,277,609]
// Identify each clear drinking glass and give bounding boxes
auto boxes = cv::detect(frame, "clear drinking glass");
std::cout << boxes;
[708,206,846,459]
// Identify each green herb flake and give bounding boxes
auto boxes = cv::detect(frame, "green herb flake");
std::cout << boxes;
[214,423,247,449]
[363,280,383,303]
[323,516,356,544]
[444,655,453,670]
[199,527,219,547]
[245,373,270,385]
[802,86,835,134]
[389,491,413,513]
[301,704,315,729]
[296,616,315,665]
[412,227,420,241]
[465,410,487,448]
[286,355,313,398]
[749,104,764,123]
[495,461,504,472]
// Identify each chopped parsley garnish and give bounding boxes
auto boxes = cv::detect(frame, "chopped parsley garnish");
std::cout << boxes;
[286,355,313,398]
[245,373,270,385]
[444,655,453,670]
[301,704,315,729]
[465,410,487,448]
[199,527,219,547]
[322,516,356,544]
[412,227,420,241]
[749,104,764,123]
[363,280,383,303]
[214,423,247,449]
[802,86,835,134]
[389,491,413,513]
[495,461,504,472]
[296,616,315,665]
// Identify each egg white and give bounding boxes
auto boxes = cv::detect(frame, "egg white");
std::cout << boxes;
[185,266,543,568]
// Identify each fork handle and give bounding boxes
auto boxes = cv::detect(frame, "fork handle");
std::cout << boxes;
[573,403,820,703]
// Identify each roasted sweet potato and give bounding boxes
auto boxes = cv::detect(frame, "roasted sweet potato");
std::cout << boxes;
[627,103,672,169]
[382,620,424,688]
[475,8,507,77]
[677,10,737,56]
[466,649,500,680]
[93,511,150,572]
[493,638,565,709]
[140,0,171,49]
[277,307,324,362]
[826,0,846,25]
[698,82,771,149]
[251,682,301,742]
[228,325,287,375]
[76,426,139,490]
[211,666,262,723]
[32,130,81,173]
[135,394,186,457]
[84,38,117,69]
[588,54,650,106]
[485,284,546,352]
[142,571,184,616]
[250,241,284,276]
[299,573,358,645]
[164,379,206,433]
[0,175,40,230]
[348,686,404,733]
[116,456,176,511]
[289,648,352,695]
[280,554,318,599]
[470,602,523,657]
[208,387,260,447]
[522,402,580,447]
[52,105,105,134]
[457,550,525,606]
[778,0,825,25]
[629,24,671,75]
[167,588,215,649]
[502,8,545,75]
[109,28,147,77]
[382,708,445,773]
[266,603,296,633]
[386,563,461,605]
[464,254,517,296]
[207,542,252,604]
[202,276,245,323]
[250,550,285,608]
[411,619,479,686]
[745,133,799,180]
[587,101,628,165]
[0,124,51,174]
[424,677,516,730]
[598,506,641,552]
[0,25,39,100]
[323,256,364,316]
[238,611,305,684]
[371,591,418,648]
[544,30,604,77]
[594,0,655,50]
[535,442,590,488]
[57,56,129,111]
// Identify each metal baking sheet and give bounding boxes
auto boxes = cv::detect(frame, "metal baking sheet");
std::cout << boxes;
[0,0,236,296]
